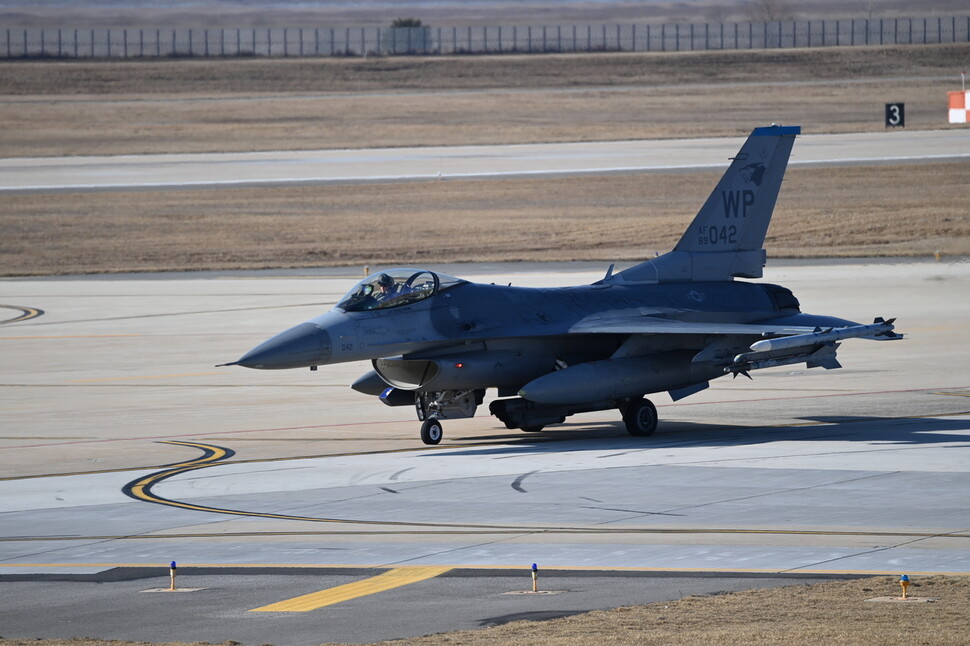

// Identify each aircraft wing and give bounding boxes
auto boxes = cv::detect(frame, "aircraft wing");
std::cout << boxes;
[568,316,822,337]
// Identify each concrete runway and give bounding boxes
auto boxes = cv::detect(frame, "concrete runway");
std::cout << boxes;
[2,129,968,192]
[2,260,969,643]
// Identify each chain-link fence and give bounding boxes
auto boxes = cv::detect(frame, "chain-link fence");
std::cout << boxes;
[2,16,968,58]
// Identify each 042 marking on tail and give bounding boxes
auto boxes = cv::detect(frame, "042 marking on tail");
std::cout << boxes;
[221,126,902,445]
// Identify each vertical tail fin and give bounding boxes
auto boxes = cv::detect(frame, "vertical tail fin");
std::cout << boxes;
[618,125,799,283]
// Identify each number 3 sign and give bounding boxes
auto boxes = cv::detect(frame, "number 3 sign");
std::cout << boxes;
[885,102,905,128]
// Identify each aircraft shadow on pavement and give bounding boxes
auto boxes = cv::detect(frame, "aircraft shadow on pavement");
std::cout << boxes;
[439,415,970,458]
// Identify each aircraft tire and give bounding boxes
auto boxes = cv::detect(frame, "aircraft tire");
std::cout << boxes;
[420,418,443,445]
[623,398,658,437]
[520,425,545,433]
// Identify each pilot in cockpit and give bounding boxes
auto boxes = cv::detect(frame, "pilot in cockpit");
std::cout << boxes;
[376,273,398,299]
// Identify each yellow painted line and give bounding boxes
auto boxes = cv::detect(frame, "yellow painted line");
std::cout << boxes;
[250,567,452,612]
[0,305,44,324]
[70,372,222,383]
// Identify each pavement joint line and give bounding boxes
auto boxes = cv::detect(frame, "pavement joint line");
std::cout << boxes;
[249,566,452,611]
[4,527,970,541]
[69,372,224,383]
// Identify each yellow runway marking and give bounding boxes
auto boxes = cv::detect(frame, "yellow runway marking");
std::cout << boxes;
[70,372,222,383]
[250,567,451,612]
[0,304,44,324]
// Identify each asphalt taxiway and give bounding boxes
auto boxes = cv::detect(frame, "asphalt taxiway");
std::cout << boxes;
[2,129,968,192]
[1,260,969,643]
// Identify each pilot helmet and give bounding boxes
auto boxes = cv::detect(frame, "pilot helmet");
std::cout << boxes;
[377,273,394,288]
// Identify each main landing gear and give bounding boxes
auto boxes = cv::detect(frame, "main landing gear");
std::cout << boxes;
[415,392,658,445]
[622,397,658,437]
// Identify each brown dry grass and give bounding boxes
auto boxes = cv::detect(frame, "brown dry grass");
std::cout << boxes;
[1,44,969,274]
[1,44,968,156]
[0,576,967,646]
[2,162,967,276]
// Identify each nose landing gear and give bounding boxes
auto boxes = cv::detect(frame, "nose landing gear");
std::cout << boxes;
[414,389,484,445]
[420,418,443,445]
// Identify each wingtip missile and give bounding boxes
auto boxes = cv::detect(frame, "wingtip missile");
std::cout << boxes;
[749,319,902,353]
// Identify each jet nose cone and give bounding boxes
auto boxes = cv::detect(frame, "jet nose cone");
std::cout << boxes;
[235,322,332,370]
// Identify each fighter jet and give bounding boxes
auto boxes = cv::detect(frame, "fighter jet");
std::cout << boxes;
[222,125,902,445]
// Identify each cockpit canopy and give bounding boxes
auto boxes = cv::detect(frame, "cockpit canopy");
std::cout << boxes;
[336,268,466,312]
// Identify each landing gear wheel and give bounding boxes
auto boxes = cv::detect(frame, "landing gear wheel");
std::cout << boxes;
[623,397,657,437]
[520,425,545,433]
[420,418,443,445]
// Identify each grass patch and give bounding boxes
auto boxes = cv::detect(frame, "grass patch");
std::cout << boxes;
[2,162,966,276]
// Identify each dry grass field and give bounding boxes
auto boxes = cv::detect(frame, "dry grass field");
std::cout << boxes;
[1,44,969,275]
[1,45,968,156]
[0,576,967,646]
[3,162,967,276]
